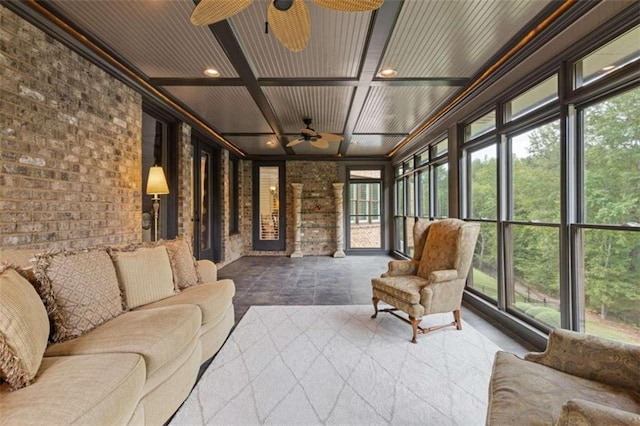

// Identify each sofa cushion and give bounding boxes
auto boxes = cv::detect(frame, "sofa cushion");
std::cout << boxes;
[112,245,176,308]
[487,351,640,425]
[163,238,201,290]
[32,249,124,343]
[1,353,145,425]
[0,265,50,389]
[44,305,201,393]
[371,275,427,304]
[417,219,460,279]
[137,279,235,325]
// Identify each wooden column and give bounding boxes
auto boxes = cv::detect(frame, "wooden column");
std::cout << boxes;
[291,183,303,257]
[333,183,345,258]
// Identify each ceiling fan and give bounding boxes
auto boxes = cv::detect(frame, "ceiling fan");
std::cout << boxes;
[286,118,343,149]
[190,0,384,52]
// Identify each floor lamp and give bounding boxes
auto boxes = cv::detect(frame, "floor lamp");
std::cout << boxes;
[146,166,169,242]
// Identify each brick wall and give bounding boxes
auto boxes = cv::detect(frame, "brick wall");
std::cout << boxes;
[176,122,193,246]
[0,6,142,249]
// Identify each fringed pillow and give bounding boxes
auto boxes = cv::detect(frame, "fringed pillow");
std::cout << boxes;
[0,264,50,390]
[32,249,124,343]
[162,238,201,290]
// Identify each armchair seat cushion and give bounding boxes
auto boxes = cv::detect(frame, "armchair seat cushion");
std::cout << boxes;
[372,275,427,304]
[487,351,640,425]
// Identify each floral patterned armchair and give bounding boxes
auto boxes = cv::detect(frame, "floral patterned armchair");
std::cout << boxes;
[371,218,480,343]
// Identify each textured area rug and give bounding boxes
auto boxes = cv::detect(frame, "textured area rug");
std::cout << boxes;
[171,305,501,425]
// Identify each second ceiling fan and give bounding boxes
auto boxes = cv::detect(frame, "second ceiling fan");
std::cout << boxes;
[190,0,383,52]
[286,118,343,149]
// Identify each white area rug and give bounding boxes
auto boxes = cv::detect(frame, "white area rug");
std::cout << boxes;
[171,305,501,425]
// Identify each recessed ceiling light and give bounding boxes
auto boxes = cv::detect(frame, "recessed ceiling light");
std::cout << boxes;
[266,140,276,147]
[378,67,397,78]
[204,68,220,77]
[602,65,616,71]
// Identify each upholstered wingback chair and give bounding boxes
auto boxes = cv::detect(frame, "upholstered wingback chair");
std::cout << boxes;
[371,218,480,343]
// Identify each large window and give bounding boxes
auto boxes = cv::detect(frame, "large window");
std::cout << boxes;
[576,87,640,344]
[394,138,449,256]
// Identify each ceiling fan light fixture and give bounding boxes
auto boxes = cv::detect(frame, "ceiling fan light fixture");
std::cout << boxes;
[378,67,397,78]
[204,68,220,77]
[312,0,383,12]
[190,0,253,26]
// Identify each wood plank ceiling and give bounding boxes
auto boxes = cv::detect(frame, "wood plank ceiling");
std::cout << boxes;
[41,0,554,159]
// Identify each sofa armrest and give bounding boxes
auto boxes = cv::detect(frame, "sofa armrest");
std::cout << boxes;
[419,278,465,313]
[196,259,217,283]
[525,329,640,392]
[556,399,640,425]
[381,260,419,277]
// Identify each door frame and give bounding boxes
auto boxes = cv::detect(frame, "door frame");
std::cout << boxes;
[345,166,386,254]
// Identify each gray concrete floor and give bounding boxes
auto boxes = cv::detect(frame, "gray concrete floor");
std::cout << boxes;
[218,254,535,357]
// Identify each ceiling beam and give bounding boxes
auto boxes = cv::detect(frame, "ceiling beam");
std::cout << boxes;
[150,78,245,86]
[203,16,295,154]
[338,0,405,156]
[371,77,469,87]
[150,77,469,87]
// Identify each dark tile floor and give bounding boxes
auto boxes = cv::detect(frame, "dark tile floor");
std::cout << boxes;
[218,255,535,356]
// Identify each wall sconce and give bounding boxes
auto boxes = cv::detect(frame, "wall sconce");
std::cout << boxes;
[146,165,169,241]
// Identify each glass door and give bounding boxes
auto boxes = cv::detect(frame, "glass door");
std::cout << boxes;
[347,169,383,250]
[193,137,221,261]
[253,162,286,251]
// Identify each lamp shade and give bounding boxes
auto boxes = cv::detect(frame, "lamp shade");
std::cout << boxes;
[146,166,169,195]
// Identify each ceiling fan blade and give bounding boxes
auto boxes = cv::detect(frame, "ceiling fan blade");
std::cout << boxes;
[310,139,329,149]
[318,132,343,143]
[190,0,253,26]
[312,0,383,12]
[287,138,305,147]
[267,0,311,52]
[301,127,318,137]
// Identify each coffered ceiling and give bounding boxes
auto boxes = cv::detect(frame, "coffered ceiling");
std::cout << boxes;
[29,0,562,159]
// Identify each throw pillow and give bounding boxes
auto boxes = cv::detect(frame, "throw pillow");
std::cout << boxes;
[0,264,50,389]
[163,238,201,290]
[111,245,176,309]
[417,219,460,279]
[33,249,124,343]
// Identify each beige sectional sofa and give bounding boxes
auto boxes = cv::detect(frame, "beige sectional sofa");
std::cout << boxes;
[0,241,235,426]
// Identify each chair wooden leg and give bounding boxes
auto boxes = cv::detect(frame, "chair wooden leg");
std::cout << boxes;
[371,297,379,319]
[409,316,421,343]
[453,310,462,330]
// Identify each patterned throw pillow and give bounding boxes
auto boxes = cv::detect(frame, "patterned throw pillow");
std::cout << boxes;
[163,238,201,290]
[111,245,176,309]
[33,249,124,343]
[0,264,50,389]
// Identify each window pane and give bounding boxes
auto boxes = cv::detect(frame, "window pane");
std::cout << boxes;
[406,217,415,257]
[407,175,415,216]
[465,111,496,141]
[583,87,640,225]
[511,121,560,223]
[576,25,640,88]
[469,145,497,220]
[259,166,279,241]
[435,163,448,217]
[432,138,448,157]
[395,216,405,253]
[417,150,429,165]
[580,228,640,344]
[395,179,405,215]
[350,169,381,179]
[511,225,560,329]
[395,165,403,176]
[507,75,558,121]
[404,158,414,171]
[419,170,429,217]
[468,222,498,300]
